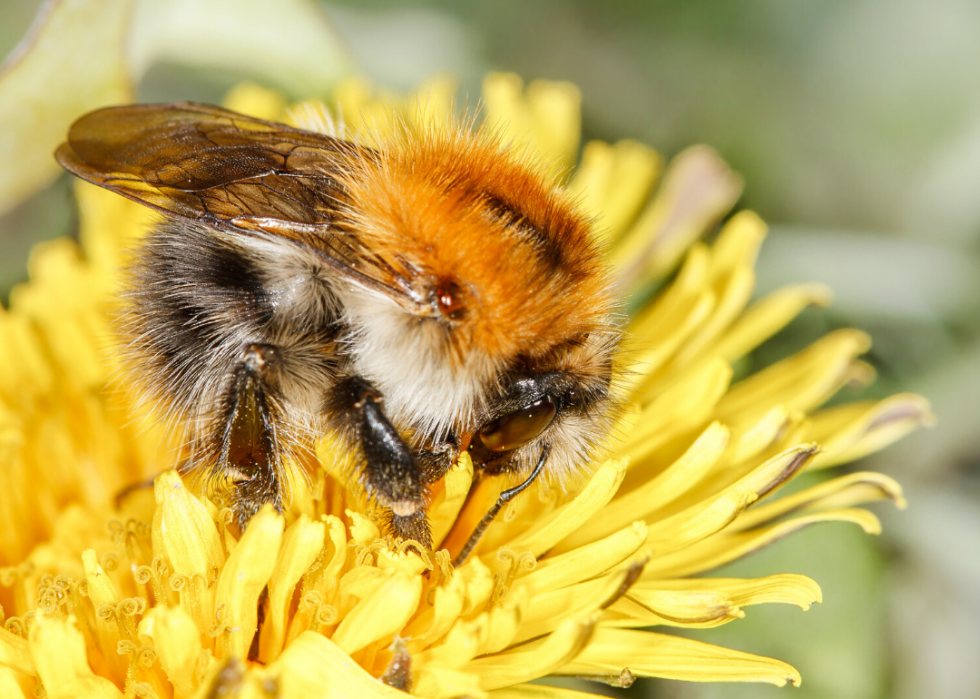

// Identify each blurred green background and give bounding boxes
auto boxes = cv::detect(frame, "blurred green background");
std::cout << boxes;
[1,2,976,698]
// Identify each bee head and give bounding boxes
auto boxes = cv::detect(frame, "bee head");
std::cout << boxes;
[464,327,622,482]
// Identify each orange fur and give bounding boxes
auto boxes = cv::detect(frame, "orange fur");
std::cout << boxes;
[339,123,614,374]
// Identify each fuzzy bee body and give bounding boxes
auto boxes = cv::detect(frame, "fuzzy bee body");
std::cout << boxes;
[57,102,619,547]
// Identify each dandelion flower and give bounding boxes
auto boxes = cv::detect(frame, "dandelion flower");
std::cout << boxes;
[0,75,931,699]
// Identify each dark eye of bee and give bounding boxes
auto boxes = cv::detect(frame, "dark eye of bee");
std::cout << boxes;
[478,397,557,452]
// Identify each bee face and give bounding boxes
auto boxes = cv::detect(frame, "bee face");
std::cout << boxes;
[56,102,620,548]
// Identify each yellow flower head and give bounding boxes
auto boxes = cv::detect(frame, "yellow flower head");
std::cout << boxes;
[0,75,931,699]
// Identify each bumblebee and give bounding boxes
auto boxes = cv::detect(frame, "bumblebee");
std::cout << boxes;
[57,102,619,557]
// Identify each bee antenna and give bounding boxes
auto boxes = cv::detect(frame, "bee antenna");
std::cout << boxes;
[452,443,552,567]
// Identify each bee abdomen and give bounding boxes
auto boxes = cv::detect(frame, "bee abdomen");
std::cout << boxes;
[122,219,344,438]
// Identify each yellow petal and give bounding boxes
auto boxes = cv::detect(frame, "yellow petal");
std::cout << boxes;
[476,588,527,654]
[503,459,628,558]
[525,521,647,594]
[270,631,406,699]
[0,304,55,402]
[317,514,348,584]
[628,243,711,347]
[513,565,640,644]
[605,589,741,628]
[482,74,581,177]
[641,445,817,558]
[81,549,128,683]
[331,571,423,655]
[732,471,905,531]
[213,506,284,660]
[709,283,833,363]
[706,210,767,281]
[75,180,160,285]
[613,146,743,289]
[466,614,597,692]
[81,548,120,606]
[28,613,123,699]
[0,626,33,675]
[259,514,325,662]
[668,265,755,369]
[403,570,466,649]
[0,425,30,569]
[11,240,108,391]
[414,665,487,699]
[337,565,388,611]
[725,405,791,465]
[715,329,872,424]
[568,139,662,244]
[490,684,609,699]
[429,452,475,550]
[640,574,822,610]
[283,514,346,649]
[347,510,381,545]
[807,393,934,468]
[0,667,27,699]
[619,291,714,396]
[456,555,495,615]
[662,211,768,368]
[625,359,732,462]
[152,470,224,578]
[643,507,881,578]
[188,657,242,699]
[144,604,203,697]
[414,614,485,670]
[561,628,800,686]
[565,423,728,550]
[332,77,396,144]
[609,569,819,628]
[526,79,581,178]
[483,74,531,135]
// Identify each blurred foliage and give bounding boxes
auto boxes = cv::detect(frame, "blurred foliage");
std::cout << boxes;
[0,1,976,698]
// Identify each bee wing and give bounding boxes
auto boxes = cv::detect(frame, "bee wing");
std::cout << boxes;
[56,102,422,310]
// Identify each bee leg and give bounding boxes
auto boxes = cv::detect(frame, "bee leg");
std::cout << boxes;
[113,458,192,508]
[453,443,552,566]
[332,377,430,546]
[218,344,284,531]
[114,475,157,508]
[385,510,432,549]
[416,437,458,485]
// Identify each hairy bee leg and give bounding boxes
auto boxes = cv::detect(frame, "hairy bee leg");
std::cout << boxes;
[219,344,285,531]
[453,443,552,566]
[331,377,429,542]
[416,437,459,485]
[386,510,433,549]
[357,390,426,515]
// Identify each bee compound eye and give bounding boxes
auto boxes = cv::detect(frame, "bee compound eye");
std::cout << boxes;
[478,397,557,452]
